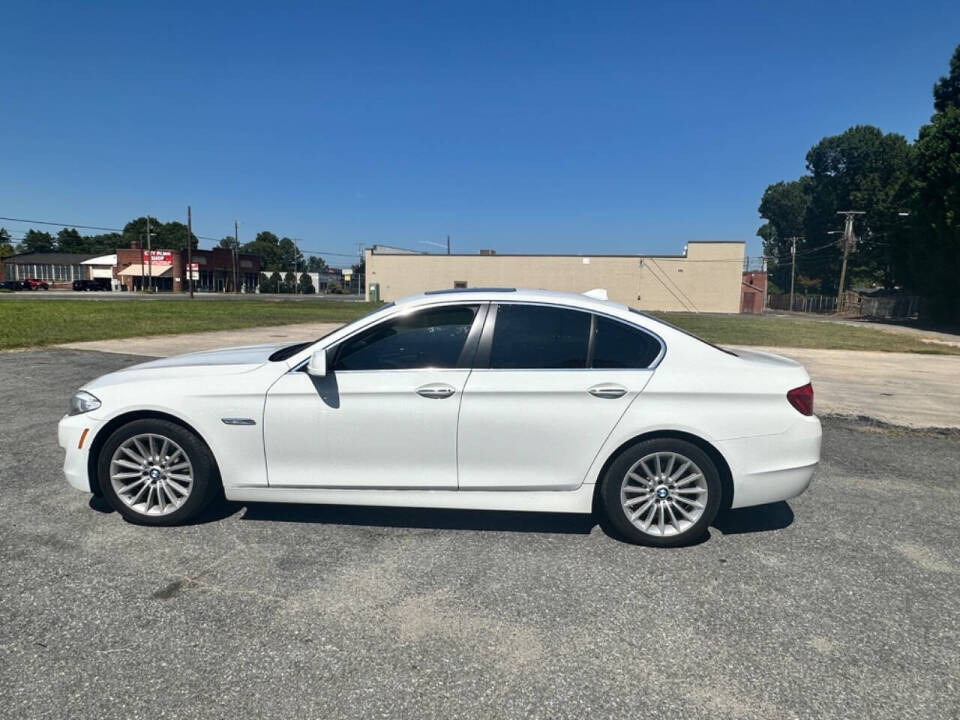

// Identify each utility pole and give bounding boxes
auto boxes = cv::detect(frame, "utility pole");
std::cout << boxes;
[146,216,152,293]
[835,211,865,310]
[186,206,193,298]
[233,220,239,293]
[786,236,802,312]
[447,234,450,255]
[760,256,768,313]
[294,238,301,294]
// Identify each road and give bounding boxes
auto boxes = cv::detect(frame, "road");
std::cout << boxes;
[1,349,958,719]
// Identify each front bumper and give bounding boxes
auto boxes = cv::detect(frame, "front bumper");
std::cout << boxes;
[718,415,822,509]
[57,413,100,493]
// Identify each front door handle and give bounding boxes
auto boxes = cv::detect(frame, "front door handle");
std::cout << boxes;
[416,383,457,399]
[588,384,628,399]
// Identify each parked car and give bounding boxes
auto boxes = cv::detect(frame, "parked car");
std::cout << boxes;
[0,280,29,291]
[58,288,821,546]
[23,278,49,290]
[72,278,111,291]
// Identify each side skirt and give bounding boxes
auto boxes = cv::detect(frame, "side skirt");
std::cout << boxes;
[225,484,596,514]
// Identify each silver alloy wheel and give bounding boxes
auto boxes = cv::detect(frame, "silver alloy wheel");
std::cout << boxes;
[620,451,708,537]
[109,433,194,517]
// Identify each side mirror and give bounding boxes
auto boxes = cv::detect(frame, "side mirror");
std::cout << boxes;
[306,349,327,377]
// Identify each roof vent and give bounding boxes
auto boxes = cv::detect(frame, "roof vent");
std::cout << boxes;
[583,288,608,300]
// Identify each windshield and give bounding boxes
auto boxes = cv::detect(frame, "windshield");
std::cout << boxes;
[268,302,396,362]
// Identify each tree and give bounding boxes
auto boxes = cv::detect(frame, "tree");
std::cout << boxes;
[933,44,960,114]
[803,125,913,291]
[278,237,303,271]
[306,255,327,272]
[122,217,161,250]
[56,228,85,253]
[218,236,238,250]
[0,228,13,258]
[298,272,316,294]
[18,229,55,253]
[240,231,283,270]
[155,221,198,250]
[282,271,297,293]
[269,271,283,293]
[909,105,960,322]
[83,233,123,255]
[756,178,811,291]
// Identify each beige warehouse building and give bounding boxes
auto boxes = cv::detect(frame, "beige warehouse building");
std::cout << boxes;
[365,241,745,313]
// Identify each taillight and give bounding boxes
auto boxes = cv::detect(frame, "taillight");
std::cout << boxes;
[787,383,814,416]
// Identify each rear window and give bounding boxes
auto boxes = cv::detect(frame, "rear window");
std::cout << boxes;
[591,316,662,368]
[630,309,737,357]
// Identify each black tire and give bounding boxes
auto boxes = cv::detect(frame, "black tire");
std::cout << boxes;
[599,438,722,547]
[97,419,219,526]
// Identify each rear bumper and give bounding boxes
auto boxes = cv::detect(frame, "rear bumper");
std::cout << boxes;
[57,414,96,493]
[718,415,822,509]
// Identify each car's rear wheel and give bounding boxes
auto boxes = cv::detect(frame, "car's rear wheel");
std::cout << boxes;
[98,419,218,526]
[599,438,721,547]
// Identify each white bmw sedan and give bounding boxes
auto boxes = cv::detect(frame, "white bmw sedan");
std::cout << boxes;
[58,288,821,546]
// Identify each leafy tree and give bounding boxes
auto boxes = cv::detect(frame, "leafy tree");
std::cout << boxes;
[804,125,913,291]
[756,178,812,291]
[306,255,327,272]
[0,228,15,258]
[278,237,303,271]
[122,217,161,250]
[258,272,274,293]
[56,228,85,253]
[298,272,316,294]
[269,271,283,293]
[83,233,123,255]
[155,221,198,250]
[241,231,283,270]
[18,229,55,253]
[327,281,344,294]
[909,106,960,322]
[218,236,238,250]
[282,271,297,293]
[933,44,960,114]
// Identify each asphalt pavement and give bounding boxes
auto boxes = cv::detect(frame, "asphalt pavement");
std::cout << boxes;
[1,349,958,719]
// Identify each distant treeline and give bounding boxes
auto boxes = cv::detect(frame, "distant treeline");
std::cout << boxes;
[758,43,960,322]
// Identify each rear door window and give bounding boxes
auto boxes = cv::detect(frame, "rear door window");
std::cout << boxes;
[591,316,662,368]
[489,304,591,369]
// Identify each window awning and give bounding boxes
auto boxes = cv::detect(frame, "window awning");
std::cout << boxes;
[118,264,173,277]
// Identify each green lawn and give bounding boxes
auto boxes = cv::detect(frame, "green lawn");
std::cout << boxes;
[1,298,957,355]
[650,312,960,355]
[0,298,381,350]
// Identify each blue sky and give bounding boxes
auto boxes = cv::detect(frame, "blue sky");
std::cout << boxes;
[2,1,958,266]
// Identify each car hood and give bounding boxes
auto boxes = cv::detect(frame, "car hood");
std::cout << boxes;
[83,343,287,391]
[131,343,288,369]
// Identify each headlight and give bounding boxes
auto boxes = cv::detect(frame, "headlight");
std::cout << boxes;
[68,391,101,416]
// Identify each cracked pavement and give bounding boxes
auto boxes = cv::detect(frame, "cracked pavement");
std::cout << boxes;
[1,349,958,719]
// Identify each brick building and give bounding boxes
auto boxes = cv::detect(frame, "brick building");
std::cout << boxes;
[740,270,767,313]
[115,247,261,292]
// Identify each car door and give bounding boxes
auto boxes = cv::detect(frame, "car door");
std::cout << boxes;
[263,302,486,488]
[457,303,662,490]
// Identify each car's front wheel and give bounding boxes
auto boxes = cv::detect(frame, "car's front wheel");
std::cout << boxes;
[599,438,721,547]
[97,419,219,525]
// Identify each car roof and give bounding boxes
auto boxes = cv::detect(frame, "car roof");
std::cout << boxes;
[397,288,631,314]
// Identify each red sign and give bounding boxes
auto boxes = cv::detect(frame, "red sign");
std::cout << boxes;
[142,250,173,266]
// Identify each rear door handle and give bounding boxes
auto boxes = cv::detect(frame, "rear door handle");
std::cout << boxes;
[588,384,627,399]
[416,383,456,399]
